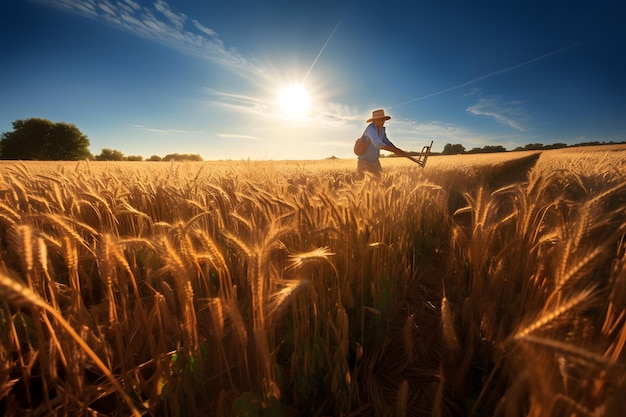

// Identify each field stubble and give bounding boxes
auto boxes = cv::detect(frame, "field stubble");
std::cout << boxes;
[0,146,624,416]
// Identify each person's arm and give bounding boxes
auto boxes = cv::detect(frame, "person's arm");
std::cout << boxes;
[381,143,412,158]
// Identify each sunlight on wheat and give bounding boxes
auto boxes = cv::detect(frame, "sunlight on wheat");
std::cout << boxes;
[0,148,623,415]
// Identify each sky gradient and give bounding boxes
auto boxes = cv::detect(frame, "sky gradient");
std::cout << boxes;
[1,0,625,160]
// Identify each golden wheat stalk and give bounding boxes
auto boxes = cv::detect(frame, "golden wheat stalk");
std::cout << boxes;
[515,334,615,369]
[550,393,595,417]
[0,271,141,417]
[267,278,311,322]
[514,286,597,339]
[287,246,336,270]
[441,293,460,353]
[396,379,409,417]
[8,225,34,285]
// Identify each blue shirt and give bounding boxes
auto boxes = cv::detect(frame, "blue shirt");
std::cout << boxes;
[358,123,394,162]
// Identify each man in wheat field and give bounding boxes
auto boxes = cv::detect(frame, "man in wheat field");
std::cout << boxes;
[354,109,413,175]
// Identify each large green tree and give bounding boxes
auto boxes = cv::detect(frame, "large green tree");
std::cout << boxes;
[0,118,92,160]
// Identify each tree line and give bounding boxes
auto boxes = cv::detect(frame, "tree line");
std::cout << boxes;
[439,140,626,155]
[0,118,203,161]
[3,118,624,161]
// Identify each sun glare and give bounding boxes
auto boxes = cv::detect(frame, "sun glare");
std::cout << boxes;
[278,84,310,119]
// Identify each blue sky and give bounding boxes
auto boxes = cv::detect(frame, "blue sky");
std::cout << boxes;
[1,0,625,160]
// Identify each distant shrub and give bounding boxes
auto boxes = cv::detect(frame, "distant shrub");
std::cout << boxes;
[162,153,203,161]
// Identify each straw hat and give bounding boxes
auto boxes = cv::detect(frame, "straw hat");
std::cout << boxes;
[367,109,391,123]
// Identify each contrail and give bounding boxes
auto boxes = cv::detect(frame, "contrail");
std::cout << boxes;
[302,19,341,83]
[390,43,580,108]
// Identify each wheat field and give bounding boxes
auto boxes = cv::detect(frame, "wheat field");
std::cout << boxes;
[0,146,625,416]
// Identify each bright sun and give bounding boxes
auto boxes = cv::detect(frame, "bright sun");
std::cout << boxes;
[278,84,310,119]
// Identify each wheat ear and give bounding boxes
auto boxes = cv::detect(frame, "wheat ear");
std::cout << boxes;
[514,286,597,339]
[515,334,615,369]
[0,271,141,417]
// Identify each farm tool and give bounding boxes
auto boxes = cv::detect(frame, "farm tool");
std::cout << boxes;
[405,140,433,167]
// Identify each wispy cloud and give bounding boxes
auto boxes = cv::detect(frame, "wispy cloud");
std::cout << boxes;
[203,88,273,117]
[394,119,474,146]
[40,0,360,130]
[192,19,217,37]
[130,124,203,135]
[391,43,579,108]
[466,98,526,131]
[154,0,185,30]
[216,133,258,140]
[34,0,258,72]
[39,2,356,129]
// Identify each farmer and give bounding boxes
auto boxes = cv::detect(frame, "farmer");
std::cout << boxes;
[355,109,413,175]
